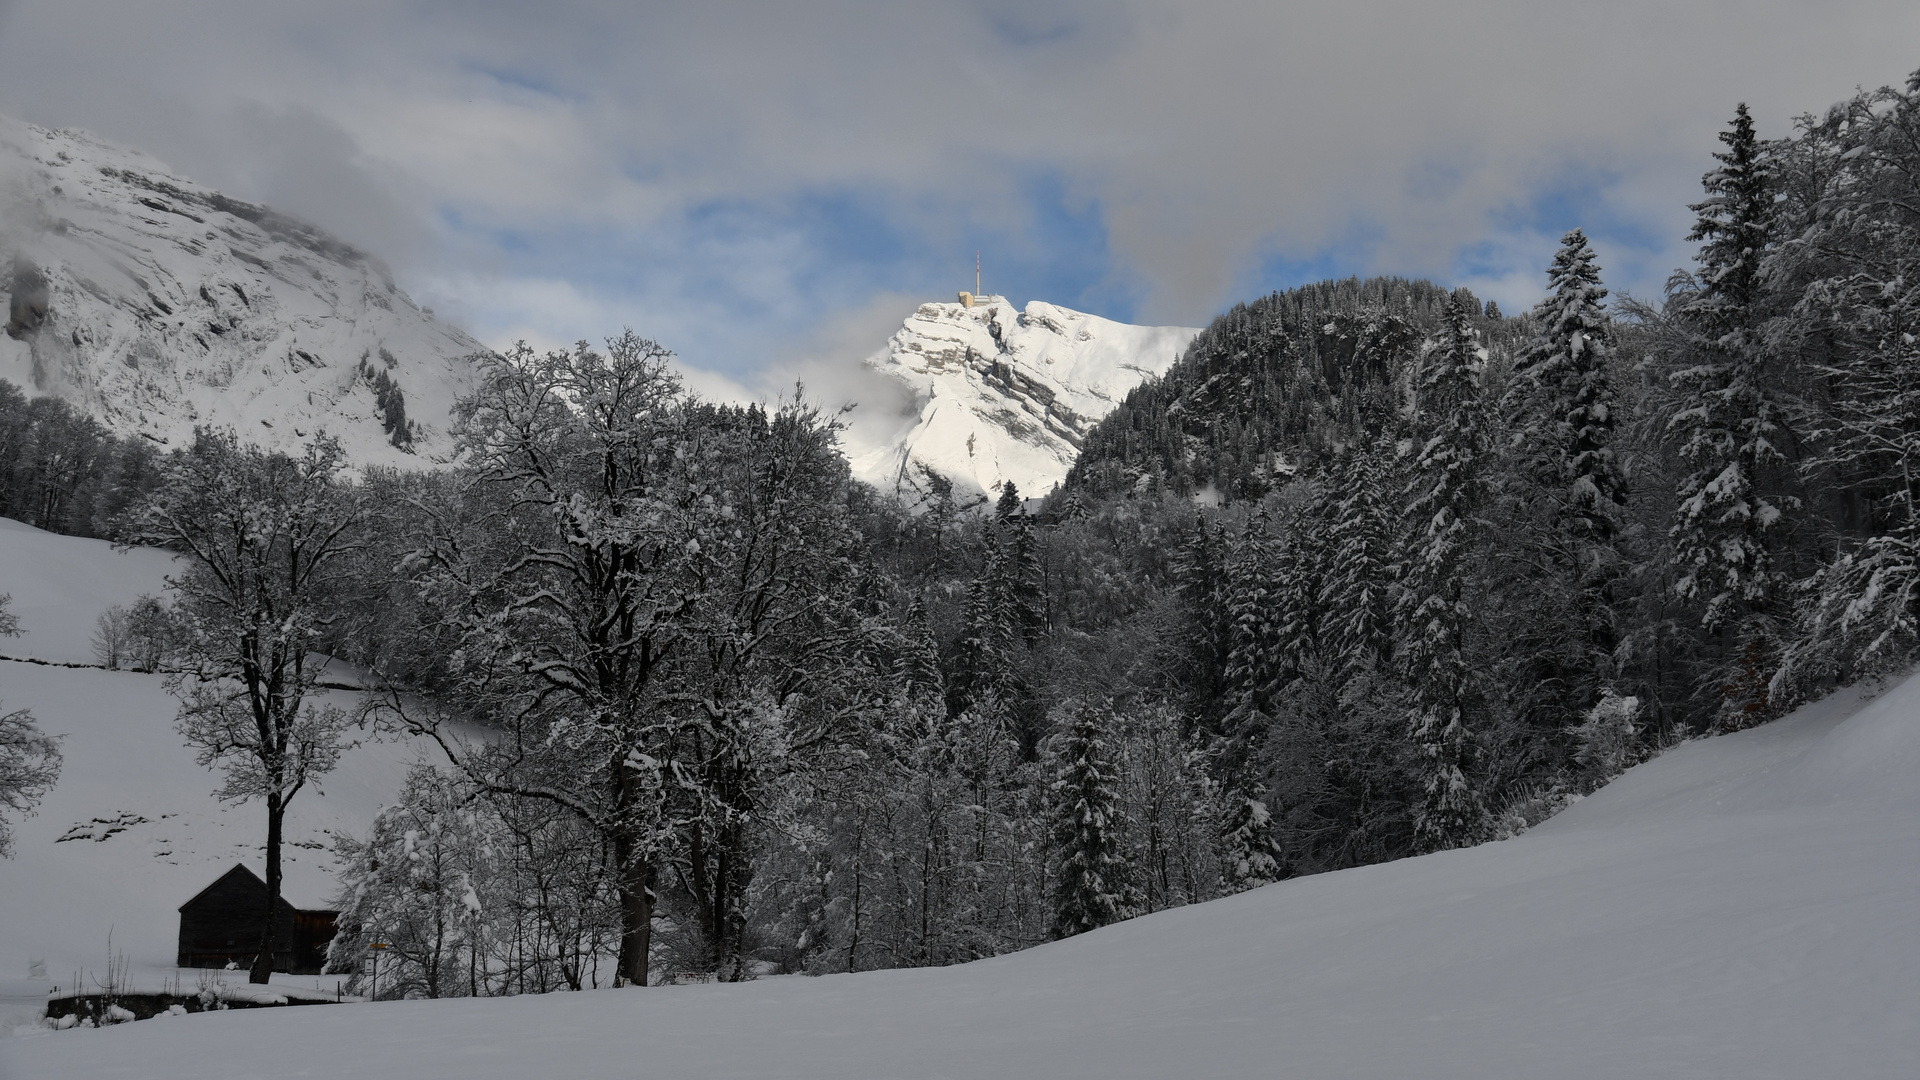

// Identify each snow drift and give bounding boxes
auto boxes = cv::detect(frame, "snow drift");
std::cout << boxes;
[7,648,1918,1076]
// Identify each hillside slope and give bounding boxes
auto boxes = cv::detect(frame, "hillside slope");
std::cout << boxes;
[0,519,428,1029]
[7,663,1916,1077]
[848,298,1196,506]
[0,115,485,467]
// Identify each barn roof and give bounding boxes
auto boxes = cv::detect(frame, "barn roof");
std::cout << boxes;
[178,863,338,915]
[178,863,270,913]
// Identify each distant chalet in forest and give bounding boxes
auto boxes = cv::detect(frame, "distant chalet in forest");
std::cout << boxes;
[177,864,338,974]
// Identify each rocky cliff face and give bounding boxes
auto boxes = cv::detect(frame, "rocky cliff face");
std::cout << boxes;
[0,116,484,466]
[847,297,1197,507]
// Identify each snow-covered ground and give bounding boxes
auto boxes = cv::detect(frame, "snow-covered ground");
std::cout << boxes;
[6,649,1917,1076]
[0,519,429,1037]
[847,298,1196,506]
[0,114,485,468]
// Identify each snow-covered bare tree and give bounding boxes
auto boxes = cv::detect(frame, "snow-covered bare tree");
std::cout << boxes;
[130,430,362,982]
[1772,73,1920,687]
[0,699,60,859]
[1,595,62,859]
[392,334,697,989]
[329,766,501,999]
[395,333,865,986]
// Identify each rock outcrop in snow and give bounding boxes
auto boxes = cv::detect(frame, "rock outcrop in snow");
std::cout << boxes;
[0,115,484,467]
[848,297,1197,506]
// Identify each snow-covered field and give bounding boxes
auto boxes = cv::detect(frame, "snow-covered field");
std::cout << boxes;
[5,620,1916,1076]
[0,518,427,1038]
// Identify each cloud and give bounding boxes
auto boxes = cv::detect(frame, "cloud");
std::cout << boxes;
[1,0,1916,379]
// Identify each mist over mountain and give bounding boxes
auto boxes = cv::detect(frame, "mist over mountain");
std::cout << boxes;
[0,115,483,467]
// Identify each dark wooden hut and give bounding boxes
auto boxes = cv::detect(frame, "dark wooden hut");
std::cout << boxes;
[177,864,338,975]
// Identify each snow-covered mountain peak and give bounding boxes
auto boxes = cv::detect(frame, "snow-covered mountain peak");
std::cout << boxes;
[848,296,1197,506]
[0,115,485,467]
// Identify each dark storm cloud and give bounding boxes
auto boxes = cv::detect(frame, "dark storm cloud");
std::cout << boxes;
[0,1,1915,375]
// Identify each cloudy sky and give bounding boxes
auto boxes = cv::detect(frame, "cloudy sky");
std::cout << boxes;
[1,1,1915,396]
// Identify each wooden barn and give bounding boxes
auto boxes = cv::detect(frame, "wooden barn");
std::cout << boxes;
[177,864,339,975]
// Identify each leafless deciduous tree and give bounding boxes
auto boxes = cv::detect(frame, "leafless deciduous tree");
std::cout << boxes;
[130,430,363,983]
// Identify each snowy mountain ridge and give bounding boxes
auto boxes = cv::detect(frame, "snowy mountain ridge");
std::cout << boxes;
[848,297,1197,505]
[0,114,485,467]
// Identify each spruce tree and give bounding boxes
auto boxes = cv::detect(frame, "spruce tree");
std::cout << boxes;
[1510,229,1628,548]
[899,597,947,711]
[1499,230,1630,762]
[1222,511,1287,744]
[1216,789,1283,893]
[1048,700,1139,938]
[1319,445,1399,684]
[955,535,1015,710]
[1397,297,1489,852]
[1666,104,1800,635]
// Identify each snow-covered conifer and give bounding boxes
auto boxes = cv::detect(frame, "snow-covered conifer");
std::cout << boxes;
[1509,229,1628,545]
[1319,446,1400,683]
[1222,511,1287,738]
[1665,105,1800,634]
[1216,790,1282,893]
[1048,699,1139,938]
[1397,297,1490,851]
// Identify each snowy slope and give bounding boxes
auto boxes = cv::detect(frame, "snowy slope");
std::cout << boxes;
[0,516,174,665]
[848,298,1196,505]
[9,672,1919,1076]
[0,520,431,1026]
[0,115,485,467]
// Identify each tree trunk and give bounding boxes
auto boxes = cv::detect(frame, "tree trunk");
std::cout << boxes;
[250,793,283,984]
[613,830,652,987]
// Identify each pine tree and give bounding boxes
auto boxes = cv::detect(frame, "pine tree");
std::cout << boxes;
[1272,487,1332,682]
[1221,511,1287,745]
[955,534,1016,710]
[1510,229,1628,547]
[1666,104,1800,635]
[1319,445,1399,684]
[1498,230,1630,762]
[1048,700,1139,938]
[1005,507,1048,642]
[1174,513,1234,731]
[1397,297,1489,852]
[995,481,1022,519]
[898,597,947,711]
[1216,789,1282,893]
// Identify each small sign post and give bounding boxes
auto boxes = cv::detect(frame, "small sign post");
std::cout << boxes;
[368,942,389,1001]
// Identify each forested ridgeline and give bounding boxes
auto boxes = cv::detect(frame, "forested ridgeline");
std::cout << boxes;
[1067,276,1526,502]
[12,70,1920,999]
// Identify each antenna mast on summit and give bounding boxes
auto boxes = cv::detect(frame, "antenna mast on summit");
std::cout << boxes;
[976,251,981,299]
